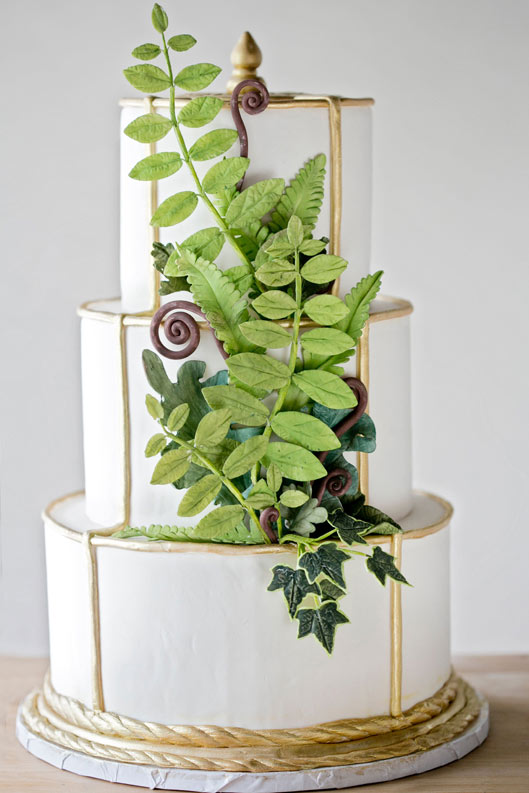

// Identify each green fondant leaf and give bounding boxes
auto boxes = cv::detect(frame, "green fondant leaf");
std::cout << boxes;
[174,63,221,91]
[144,433,167,457]
[150,446,190,484]
[225,178,285,227]
[167,34,196,51]
[296,601,349,653]
[287,215,304,248]
[255,259,295,287]
[287,497,328,536]
[300,327,355,356]
[151,3,168,32]
[202,384,269,426]
[223,434,268,478]
[366,546,409,586]
[279,489,309,508]
[300,254,347,285]
[319,579,345,602]
[227,353,290,391]
[145,393,163,419]
[196,505,244,538]
[177,474,222,517]
[195,408,232,449]
[304,295,349,326]
[263,443,326,482]
[244,480,276,509]
[336,271,383,345]
[252,290,297,319]
[293,370,358,409]
[129,151,182,181]
[124,113,172,143]
[180,227,225,261]
[203,157,249,194]
[299,238,327,256]
[167,403,190,432]
[299,543,350,588]
[114,519,261,544]
[267,463,282,493]
[268,566,320,618]
[239,320,291,349]
[270,154,326,232]
[151,191,198,227]
[270,412,340,451]
[356,505,401,535]
[327,509,370,545]
[124,64,171,92]
[178,95,223,127]
[189,128,239,161]
[132,43,161,60]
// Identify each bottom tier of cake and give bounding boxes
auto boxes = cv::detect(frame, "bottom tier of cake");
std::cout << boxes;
[43,490,452,731]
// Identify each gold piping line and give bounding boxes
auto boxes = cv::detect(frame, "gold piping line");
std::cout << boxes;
[119,317,131,527]
[390,532,403,716]
[44,491,453,553]
[120,95,374,110]
[326,97,342,297]
[144,97,160,313]
[82,533,105,712]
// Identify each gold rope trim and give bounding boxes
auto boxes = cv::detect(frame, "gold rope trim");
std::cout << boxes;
[20,675,479,772]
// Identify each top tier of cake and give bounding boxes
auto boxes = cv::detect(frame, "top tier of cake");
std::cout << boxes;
[120,95,373,313]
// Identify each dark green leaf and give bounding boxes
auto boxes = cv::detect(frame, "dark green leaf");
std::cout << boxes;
[195,408,232,449]
[142,356,210,440]
[167,34,196,51]
[181,227,224,261]
[239,320,291,348]
[174,63,221,91]
[132,43,161,60]
[268,566,320,618]
[366,545,409,586]
[252,290,297,319]
[327,509,370,545]
[151,3,168,32]
[271,412,340,451]
[293,370,358,409]
[319,579,345,602]
[196,505,244,538]
[178,95,223,127]
[150,191,198,227]
[177,474,221,516]
[202,384,269,426]
[300,254,347,285]
[225,178,285,227]
[255,259,295,287]
[203,157,249,194]
[299,543,350,588]
[189,128,239,161]
[129,151,182,181]
[227,353,290,391]
[356,505,402,535]
[124,64,171,92]
[270,154,326,232]
[150,446,190,484]
[263,443,326,481]
[296,601,349,653]
[223,434,268,478]
[124,113,172,143]
[304,295,349,326]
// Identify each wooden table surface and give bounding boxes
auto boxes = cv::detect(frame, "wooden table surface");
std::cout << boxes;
[1,655,528,793]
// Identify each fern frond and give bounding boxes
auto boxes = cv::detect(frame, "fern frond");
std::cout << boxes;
[269,154,326,232]
[114,521,263,544]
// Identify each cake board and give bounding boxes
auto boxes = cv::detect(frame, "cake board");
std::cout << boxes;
[16,688,489,791]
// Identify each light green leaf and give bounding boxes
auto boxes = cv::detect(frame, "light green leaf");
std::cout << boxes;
[271,412,340,451]
[203,157,249,194]
[270,154,326,232]
[263,442,326,481]
[293,370,357,409]
[174,63,221,91]
[176,252,252,354]
[189,129,239,161]
[299,238,327,256]
[195,409,232,449]
[151,3,168,32]
[255,259,295,287]
[288,497,328,536]
[223,434,268,478]
[197,505,245,538]
[150,447,190,484]
[225,178,285,227]
[244,480,276,509]
[267,463,282,493]
[178,95,223,127]
[239,319,291,348]
[202,384,269,426]
[145,393,163,419]
[145,433,167,457]
[336,271,383,345]
[300,328,355,356]
[227,353,290,391]
[264,238,295,257]
[300,254,347,284]
[124,113,172,143]
[303,295,349,326]
[192,437,237,470]
[124,64,171,93]
[287,215,304,248]
[252,290,297,319]
[167,403,190,432]
[114,519,261,544]
[150,191,198,227]
[129,151,182,181]
[132,43,161,60]
[181,227,224,261]
[224,265,254,294]
[279,489,309,508]
[177,474,221,517]
[167,34,196,51]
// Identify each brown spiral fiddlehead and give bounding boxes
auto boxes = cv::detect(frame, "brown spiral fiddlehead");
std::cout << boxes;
[230,79,270,189]
[260,507,280,543]
[150,300,228,361]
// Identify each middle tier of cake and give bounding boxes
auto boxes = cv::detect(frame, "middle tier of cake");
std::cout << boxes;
[79,296,413,529]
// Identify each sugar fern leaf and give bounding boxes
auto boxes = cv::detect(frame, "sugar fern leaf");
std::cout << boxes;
[113,520,263,544]
[336,271,383,345]
[177,251,256,354]
[269,154,326,232]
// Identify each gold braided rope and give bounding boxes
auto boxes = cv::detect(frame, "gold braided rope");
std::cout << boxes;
[19,676,480,772]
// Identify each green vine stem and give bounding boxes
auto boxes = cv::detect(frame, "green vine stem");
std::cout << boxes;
[160,32,252,272]
[160,423,271,544]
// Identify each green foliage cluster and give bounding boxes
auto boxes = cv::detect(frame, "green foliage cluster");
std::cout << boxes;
[118,4,409,652]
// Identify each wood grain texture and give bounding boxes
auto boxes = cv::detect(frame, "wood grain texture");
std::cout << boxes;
[2,655,528,792]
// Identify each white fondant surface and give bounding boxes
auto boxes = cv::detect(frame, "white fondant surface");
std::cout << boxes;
[81,298,413,528]
[45,491,450,729]
[17,695,488,791]
[120,102,372,313]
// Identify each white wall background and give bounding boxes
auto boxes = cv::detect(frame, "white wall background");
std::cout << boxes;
[1,0,528,655]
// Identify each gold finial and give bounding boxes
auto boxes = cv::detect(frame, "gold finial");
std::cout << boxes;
[226,31,265,93]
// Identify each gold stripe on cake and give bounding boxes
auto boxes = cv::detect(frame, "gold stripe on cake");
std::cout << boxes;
[390,532,404,716]
[82,533,105,712]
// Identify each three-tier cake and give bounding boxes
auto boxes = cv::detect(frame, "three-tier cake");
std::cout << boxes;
[17,6,488,790]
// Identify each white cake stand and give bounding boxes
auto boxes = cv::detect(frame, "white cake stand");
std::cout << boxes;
[16,695,488,792]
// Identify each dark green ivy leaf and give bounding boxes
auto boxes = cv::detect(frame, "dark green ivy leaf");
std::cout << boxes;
[296,601,349,653]
[356,505,402,535]
[327,509,370,545]
[268,565,320,618]
[366,546,409,586]
[319,578,345,602]
[299,543,350,588]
